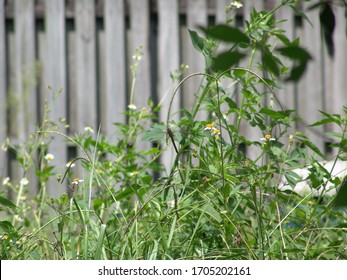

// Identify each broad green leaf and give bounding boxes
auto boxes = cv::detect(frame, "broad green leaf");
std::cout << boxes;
[295,132,325,159]
[142,124,167,142]
[259,107,291,119]
[277,46,312,62]
[188,29,204,53]
[0,196,17,210]
[225,97,238,110]
[0,220,16,233]
[213,51,246,71]
[262,48,280,76]
[203,24,250,44]
[201,202,222,223]
[319,3,335,57]
[335,178,347,207]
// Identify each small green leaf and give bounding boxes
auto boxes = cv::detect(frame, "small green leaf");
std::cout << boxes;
[188,29,204,53]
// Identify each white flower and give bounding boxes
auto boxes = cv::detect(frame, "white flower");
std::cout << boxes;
[260,134,276,141]
[211,128,221,136]
[66,161,76,168]
[130,170,138,176]
[167,200,175,208]
[128,104,137,110]
[204,123,214,131]
[2,177,10,185]
[72,178,84,185]
[1,142,7,152]
[231,1,242,8]
[44,153,54,163]
[84,126,94,134]
[20,178,29,186]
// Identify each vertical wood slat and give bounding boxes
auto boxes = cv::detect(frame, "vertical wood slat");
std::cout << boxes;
[0,0,7,178]
[75,0,97,133]
[157,0,180,173]
[331,8,347,128]
[275,0,296,146]
[215,0,231,24]
[104,0,126,141]
[184,0,208,121]
[129,0,152,154]
[12,0,37,191]
[299,3,324,155]
[45,0,67,196]
[129,0,151,109]
[13,0,36,142]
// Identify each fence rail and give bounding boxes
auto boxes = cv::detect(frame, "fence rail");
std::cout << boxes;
[1,0,347,197]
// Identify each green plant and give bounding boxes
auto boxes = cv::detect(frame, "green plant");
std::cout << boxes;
[1,0,347,260]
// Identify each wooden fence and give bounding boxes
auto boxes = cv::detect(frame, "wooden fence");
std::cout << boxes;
[1,0,347,197]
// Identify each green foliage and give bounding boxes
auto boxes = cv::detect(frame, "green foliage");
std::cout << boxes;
[1,1,347,260]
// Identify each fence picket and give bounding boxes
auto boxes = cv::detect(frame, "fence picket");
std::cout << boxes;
[183,0,208,121]
[299,2,324,155]
[45,0,67,196]
[157,0,180,173]
[0,0,7,178]
[104,0,126,140]
[75,0,97,134]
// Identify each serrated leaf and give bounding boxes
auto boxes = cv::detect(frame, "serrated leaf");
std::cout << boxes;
[142,124,167,142]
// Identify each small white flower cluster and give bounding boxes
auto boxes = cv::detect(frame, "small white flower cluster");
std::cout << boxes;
[204,123,221,136]
[230,1,243,9]
[44,153,54,163]
[84,126,94,134]
[260,134,276,142]
[128,104,137,110]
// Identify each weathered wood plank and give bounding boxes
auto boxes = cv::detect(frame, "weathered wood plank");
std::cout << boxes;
[128,0,152,155]
[45,0,67,196]
[12,0,36,141]
[157,0,180,173]
[183,0,208,121]
[75,0,97,133]
[0,0,7,178]
[129,0,151,109]
[104,0,126,140]
[12,0,37,192]
[275,0,296,147]
[298,3,324,155]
